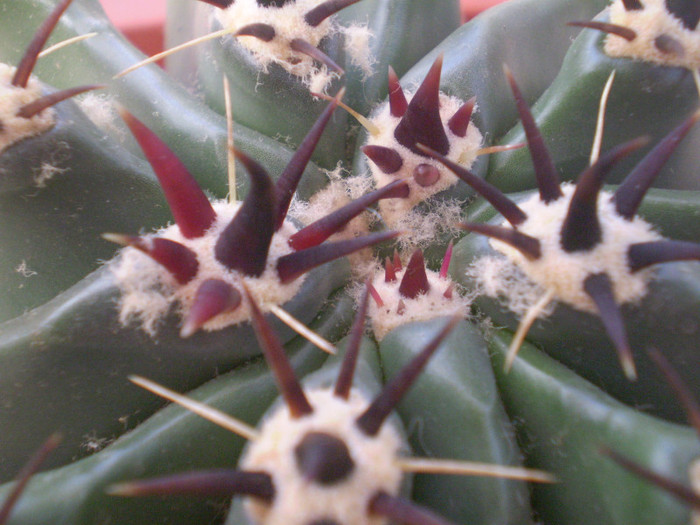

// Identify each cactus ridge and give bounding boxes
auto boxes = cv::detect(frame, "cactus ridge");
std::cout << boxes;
[602,348,700,509]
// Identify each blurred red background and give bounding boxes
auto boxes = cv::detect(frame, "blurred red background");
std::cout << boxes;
[98,0,508,56]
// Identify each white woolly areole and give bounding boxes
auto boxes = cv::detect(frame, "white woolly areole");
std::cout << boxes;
[391,199,465,252]
[112,201,303,335]
[368,265,468,341]
[605,0,700,68]
[472,185,661,315]
[365,92,482,229]
[241,388,403,525]
[215,0,371,91]
[78,92,122,137]
[0,64,55,153]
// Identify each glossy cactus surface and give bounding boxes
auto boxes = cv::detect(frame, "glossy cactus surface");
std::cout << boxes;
[2,0,700,524]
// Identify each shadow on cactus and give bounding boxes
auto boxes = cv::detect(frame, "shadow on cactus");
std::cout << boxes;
[0,434,60,525]
[602,348,700,513]
[108,287,552,525]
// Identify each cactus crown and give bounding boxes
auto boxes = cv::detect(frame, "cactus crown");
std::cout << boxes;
[363,55,483,237]
[367,246,467,340]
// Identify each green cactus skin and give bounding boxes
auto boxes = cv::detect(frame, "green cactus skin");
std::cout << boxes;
[0,258,346,479]
[0,99,167,321]
[3,0,700,523]
[377,319,533,525]
[490,330,700,525]
[488,11,700,192]
[0,0,333,197]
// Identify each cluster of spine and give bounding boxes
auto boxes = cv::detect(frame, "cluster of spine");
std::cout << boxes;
[110,98,401,336]
[362,55,482,233]
[367,246,466,340]
[439,66,700,379]
[0,0,99,153]
[570,0,700,69]
[111,26,481,337]
[197,0,370,90]
[108,289,464,525]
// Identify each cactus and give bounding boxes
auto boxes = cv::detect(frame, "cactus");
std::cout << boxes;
[3,0,700,524]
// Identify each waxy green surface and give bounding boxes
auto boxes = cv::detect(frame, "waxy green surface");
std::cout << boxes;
[489,331,700,525]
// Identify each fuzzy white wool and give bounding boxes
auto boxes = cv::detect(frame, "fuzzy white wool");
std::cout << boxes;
[468,255,552,318]
[78,92,122,136]
[241,388,403,525]
[369,266,468,340]
[389,199,464,252]
[113,201,303,335]
[0,63,55,153]
[344,24,375,75]
[474,185,660,315]
[33,162,68,188]
[215,0,371,90]
[606,0,700,68]
[366,92,482,229]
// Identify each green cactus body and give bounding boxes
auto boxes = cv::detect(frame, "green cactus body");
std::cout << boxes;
[489,330,700,525]
[3,0,700,523]
[377,319,533,525]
